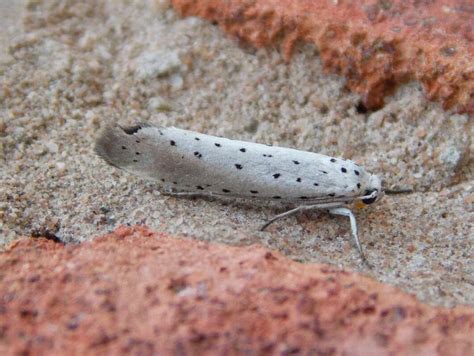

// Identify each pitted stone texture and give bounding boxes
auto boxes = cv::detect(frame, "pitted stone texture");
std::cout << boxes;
[172,0,474,115]
[0,226,473,355]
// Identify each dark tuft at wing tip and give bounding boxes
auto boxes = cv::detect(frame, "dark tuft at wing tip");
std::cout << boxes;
[119,123,151,135]
[95,122,155,170]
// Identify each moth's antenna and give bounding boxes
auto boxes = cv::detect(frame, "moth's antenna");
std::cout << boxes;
[381,179,413,195]
[384,188,413,195]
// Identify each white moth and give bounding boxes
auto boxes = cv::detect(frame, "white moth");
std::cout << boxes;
[95,123,385,261]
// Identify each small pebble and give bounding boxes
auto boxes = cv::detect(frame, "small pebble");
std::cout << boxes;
[440,145,462,170]
[45,141,59,153]
[148,97,173,112]
[56,162,66,174]
[135,50,182,79]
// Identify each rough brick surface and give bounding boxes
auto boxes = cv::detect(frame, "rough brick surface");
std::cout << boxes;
[172,0,474,114]
[0,226,473,355]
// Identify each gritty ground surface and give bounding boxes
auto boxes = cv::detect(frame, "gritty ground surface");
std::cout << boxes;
[173,0,474,115]
[1,227,473,355]
[0,1,473,307]
[0,0,26,62]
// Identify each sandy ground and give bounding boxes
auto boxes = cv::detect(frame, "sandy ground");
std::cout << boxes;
[0,1,26,62]
[1,0,473,307]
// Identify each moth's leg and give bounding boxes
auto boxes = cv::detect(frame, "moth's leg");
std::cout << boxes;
[260,203,341,231]
[162,189,214,198]
[260,206,306,231]
[163,191,204,197]
[328,207,367,264]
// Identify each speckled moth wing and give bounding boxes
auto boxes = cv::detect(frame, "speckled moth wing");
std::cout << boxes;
[95,124,372,204]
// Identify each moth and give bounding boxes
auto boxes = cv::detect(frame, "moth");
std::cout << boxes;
[96,123,406,262]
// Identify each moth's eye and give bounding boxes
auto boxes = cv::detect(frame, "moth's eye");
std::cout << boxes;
[362,189,378,205]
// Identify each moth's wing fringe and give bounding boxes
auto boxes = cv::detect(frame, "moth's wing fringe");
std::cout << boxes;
[94,122,152,169]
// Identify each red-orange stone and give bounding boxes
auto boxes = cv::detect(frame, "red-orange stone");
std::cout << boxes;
[0,226,473,354]
[172,0,474,115]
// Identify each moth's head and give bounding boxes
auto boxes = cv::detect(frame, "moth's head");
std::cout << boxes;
[361,174,383,205]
